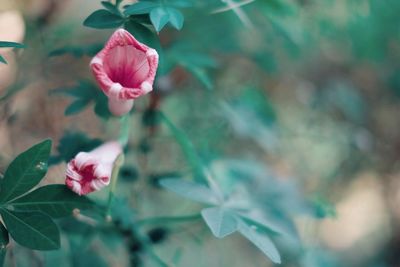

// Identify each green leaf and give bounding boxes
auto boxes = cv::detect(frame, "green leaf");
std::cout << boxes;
[0,223,9,267]
[159,178,219,205]
[0,41,25,48]
[101,1,121,15]
[65,99,90,116]
[201,207,238,238]
[124,2,159,15]
[150,7,170,32]
[0,55,6,64]
[0,209,60,250]
[160,113,207,183]
[238,221,281,264]
[0,139,52,203]
[83,9,124,29]
[9,185,94,218]
[49,131,102,165]
[167,7,184,30]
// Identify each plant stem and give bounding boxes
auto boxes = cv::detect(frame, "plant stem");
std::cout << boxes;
[105,153,124,222]
[118,114,131,147]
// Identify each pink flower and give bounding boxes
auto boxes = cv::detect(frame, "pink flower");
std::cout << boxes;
[65,141,122,195]
[90,29,159,116]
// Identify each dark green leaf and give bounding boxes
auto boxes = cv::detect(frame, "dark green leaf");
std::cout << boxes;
[9,185,94,218]
[124,2,159,15]
[0,223,8,267]
[0,139,52,203]
[167,8,184,30]
[160,178,219,205]
[0,209,60,250]
[65,99,90,116]
[238,221,281,264]
[150,7,169,32]
[0,55,6,64]
[201,207,238,238]
[50,131,102,165]
[0,41,25,48]
[101,1,121,15]
[83,9,124,29]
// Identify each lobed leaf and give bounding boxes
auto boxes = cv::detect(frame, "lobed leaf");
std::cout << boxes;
[83,9,124,29]
[201,207,238,238]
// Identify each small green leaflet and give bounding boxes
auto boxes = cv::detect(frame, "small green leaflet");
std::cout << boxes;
[0,140,51,203]
[0,209,60,251]
[83,9,124,29]
[160,177,282,264]
[124,1,185,31]
[0,41,25,64]
[101,1,121,16]
[201,207,238,238]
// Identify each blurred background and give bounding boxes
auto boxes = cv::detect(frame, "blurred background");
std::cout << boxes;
[1,0,400,266]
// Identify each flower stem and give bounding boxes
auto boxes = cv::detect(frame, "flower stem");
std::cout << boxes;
[118,114,131,147]
[105,152,124,222]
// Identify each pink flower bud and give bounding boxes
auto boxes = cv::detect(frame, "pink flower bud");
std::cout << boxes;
[65,141,122,195]
[90,29,159,116]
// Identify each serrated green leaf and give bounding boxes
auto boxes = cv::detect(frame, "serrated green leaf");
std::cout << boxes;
[238,221,281,264]
[83,9,124,29]
[167,7,184,30]
[0,223,8,267]
[150,7,170,32]
[160,178,219,205]
[201,207,238,238]
[124,2,159,15]
[0,41,25,48]
[9,185,94,218]
[0,209,60,250]
[0,140,52,203]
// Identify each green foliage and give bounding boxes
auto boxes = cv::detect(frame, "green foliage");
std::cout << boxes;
[0,140,51,203]
[124,0,187,31]
[0,209,60,250]
[160,177,282,264]
[0,41,25,64]
[83,9,124,29]
[50,131,102,165]
[49,43,102,58]
[0,140,94,252]
[0,223,8,267]
[51,80,112,119]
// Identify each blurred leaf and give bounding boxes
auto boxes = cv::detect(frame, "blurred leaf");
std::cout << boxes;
[51,80,112,119]
[10,185,94,218]
[50,131,102,165]
[0,140,51,203]
[0,209,60,250]
[0,41,25,48]
[0,223,8,267]
[201,207,238,238]
[160,113,208,183]
[167,8,184,30]
[83,9,124,29]
[150,7,170,32]
[101,1,121,15]
[238,221,281,264]
[49,43,102,58]
[0,55,6,64]
[160,178,219,205]
[124,2,159,15]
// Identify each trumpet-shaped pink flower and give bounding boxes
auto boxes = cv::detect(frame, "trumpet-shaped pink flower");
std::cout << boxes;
[90,29,159,116]
[65,141,122,195]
